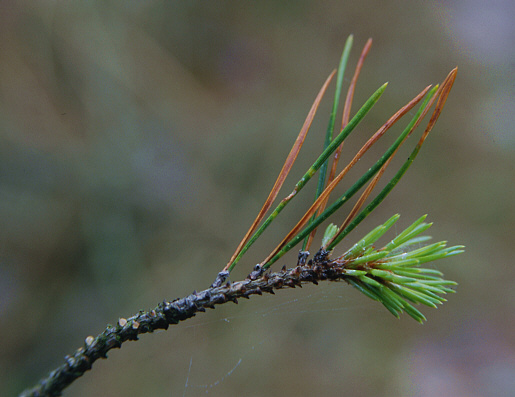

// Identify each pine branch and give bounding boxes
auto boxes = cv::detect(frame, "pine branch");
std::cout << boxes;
[20,215,462,397]
[19,36,463,396]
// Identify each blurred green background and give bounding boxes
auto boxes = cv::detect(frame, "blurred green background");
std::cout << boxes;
[2,1,514,396]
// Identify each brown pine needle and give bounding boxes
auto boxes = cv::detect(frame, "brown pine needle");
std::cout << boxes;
[224,69,336,271]
[396,67,457,149]
[418,67,458,145]
[342,39,373,129]
[331,39,373,190]
[305,38,372,250]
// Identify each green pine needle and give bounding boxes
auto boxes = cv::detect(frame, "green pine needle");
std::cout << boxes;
[303,35,354,251]
[321,223,340,250]
[335,215,463,322]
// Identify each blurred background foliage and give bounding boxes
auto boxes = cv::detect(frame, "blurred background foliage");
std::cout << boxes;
[1,1,514,396]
